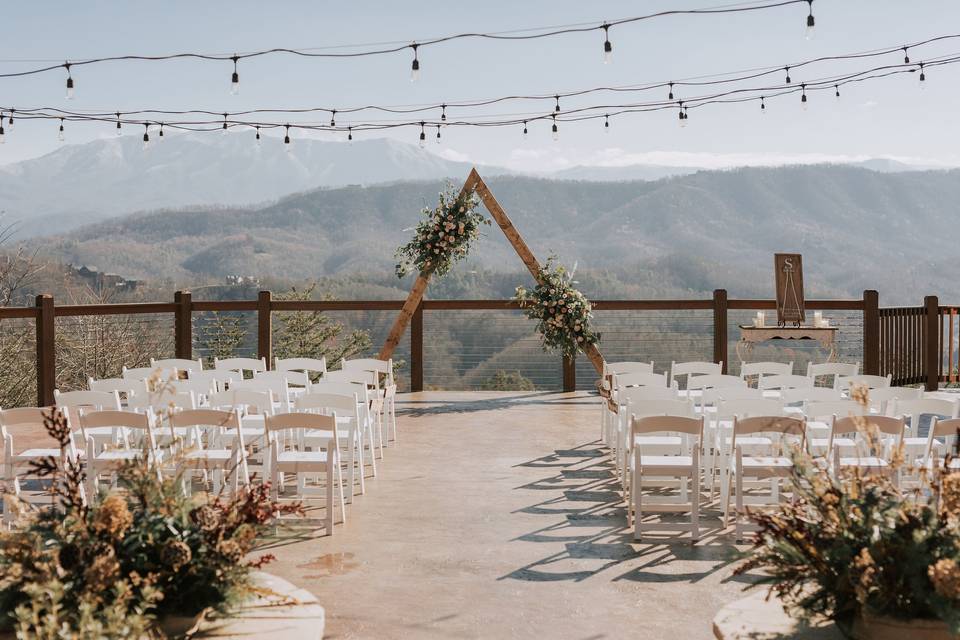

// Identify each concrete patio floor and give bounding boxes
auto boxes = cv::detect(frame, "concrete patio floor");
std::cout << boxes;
[263,391,757,640]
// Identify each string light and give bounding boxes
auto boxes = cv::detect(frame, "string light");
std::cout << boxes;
[522,120,528,139]
[283,123,291,150]
[0,114,5,144]
[436,125,441,143]
[58,117,65,142]
[683,105,689,124]
[602,23,612,64]
[7,109,13,129]
[834,84,840,99]
[347,126,353,142]
[231,55,239,95]
[330,110,336,127]
[554,95,560,113]
[919,61,926,86]
[804,0,815,40]
[668,82,674,100]
[64,63,74,99]
[903,47,910,64]
[604,114,610,133]
[551,115,558,141]
[410,43,420,81]
[785,66,792,83]
[222,112,228,134]
[678,101,686,127]
[115,112,121,135]
[419,121,426,147]
[800,83,808,109]
[159,122,164,139]
[441,104,446,121]
[760,96,766,113]
[142,123,150,149]
[255,125,260,145]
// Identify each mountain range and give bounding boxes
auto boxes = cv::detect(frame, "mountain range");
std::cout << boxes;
[34,164,960,304]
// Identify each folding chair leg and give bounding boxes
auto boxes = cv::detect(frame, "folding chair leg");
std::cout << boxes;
[633,448,642,541]
[325,462,335,535]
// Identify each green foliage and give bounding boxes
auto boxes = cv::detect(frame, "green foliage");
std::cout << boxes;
[515,257,600,358]
[481,370,536,391]
[197,310,248,366]
[272,284,372,371]
[394,183,488,279]
[738,434,960,633]
[0,409,302,636]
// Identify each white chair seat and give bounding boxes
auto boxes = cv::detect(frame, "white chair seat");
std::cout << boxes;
[902,437,932,451]
[722,436,772,447]
[633,436,682,447]
[276,450,330,465]
[638,455,695,468]
[183,449,232,462]
[838,456,888,468]
[94,450,144,462]
[739,456,793,469]
[761,390,782,399]
[808,436,856,450]
[15,448,66,460]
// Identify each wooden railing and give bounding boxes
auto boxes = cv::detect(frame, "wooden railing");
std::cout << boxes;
[7,288,957,406]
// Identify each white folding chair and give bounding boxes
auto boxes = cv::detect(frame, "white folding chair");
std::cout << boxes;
[54,389,124,452]
[81,409,162,499]
[342,357,398,443]
[266,412,345,535]
[619,397,695,491]
[599,362,654,444]
[831,415,904,484]
[207,389,273,478]
[804,399,865,456]
[713,398,784,500]
[759,374,815,396]
[296,391,374,500]
[168,409,249,495]
[169,379,217,406]
[865,386,922,416]
[1,407,83,525]
[276,357,327,379]
[722,416,806,541]
[188,369,239,393]
[122,366,174,383]
[740,361,793,388]
[231,377,292,413]
[921,417,960,469]
[87,377,146,405]
[891,397,960,463]
[838,374,892,392]
[807,362,860,389]
[628,415,704,541]
[215,356,267,380]
[669,361,722,390]
[312,380,382,459]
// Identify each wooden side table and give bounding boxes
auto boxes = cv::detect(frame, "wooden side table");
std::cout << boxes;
[736,325,838,364]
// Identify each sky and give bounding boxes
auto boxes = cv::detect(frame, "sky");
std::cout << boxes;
[2,0,960,172]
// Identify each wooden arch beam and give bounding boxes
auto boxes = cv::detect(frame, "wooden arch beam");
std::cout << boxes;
[379,168,605,375]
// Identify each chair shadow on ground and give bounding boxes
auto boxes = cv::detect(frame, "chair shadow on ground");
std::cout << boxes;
[502,441,758,586]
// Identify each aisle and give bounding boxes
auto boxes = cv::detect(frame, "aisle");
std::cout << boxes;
[264,391,750,640]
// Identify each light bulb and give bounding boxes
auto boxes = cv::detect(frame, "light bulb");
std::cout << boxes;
[551,120,559,141]
[159,124,164,140]
[143,129,150,150]
[116,112,122,137]
[602,25,612,64]
[66,77,74,100]
[604,115,610,133]
[222,115,228,135]
[0,123,5,144]
[58,119,65,142]
[347,127,353,143]
[919,63,926,88]
[410,44,420,82]
[834,85,840,100]
[283,125,291,151]
[522,121,528,139]
[760,97,766,114]
[785,67,791,84]
[903,48,910,64]
[255,127,261,145]
[668,83,674,100]
[418,122,426,148]
[680,112,687,128]
[231,56,240,95]
[805,1,815,40]
[801,87,808,110]
[7,110,13,130]
[436,127,441,144]
[330,110,336,127]
[441,105,447,122]
[555,96,560,113]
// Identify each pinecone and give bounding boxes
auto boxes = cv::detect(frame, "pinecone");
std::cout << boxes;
[189,505,221,532]
[218,539,244,563]
[160,539,193,571]
[93,494,133,538]
[57,542,83,572]
[84,546,120,592]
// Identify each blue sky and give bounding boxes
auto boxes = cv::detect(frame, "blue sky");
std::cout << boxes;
[2,0,959,170]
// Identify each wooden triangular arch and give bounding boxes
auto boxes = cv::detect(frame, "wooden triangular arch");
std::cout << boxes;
[378,168,605,375]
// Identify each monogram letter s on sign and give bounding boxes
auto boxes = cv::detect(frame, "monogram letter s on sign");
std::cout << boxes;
[774,253,805,327]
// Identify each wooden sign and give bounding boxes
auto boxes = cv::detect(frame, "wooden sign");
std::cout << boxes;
[774,253,805,326]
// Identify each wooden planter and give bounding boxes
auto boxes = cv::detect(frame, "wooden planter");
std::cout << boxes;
[853,613,954,640]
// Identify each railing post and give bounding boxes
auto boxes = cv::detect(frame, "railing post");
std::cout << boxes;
[925,294,940,391]
[257,290,272,369]
[713,289,728,374]
[862,290,879,376]
[35,294,55,406]
[410,302,424,392]
[562,354,576,392]
[174,290,192,360]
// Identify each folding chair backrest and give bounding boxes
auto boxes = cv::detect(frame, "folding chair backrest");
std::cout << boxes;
[275,357,327,374]
[122,366,173,382]
[687,374,745,391]
[208,389,275,415]
[257,369,311,388]
[88,377,147,397]
[614,371,669,389]
[700,386,762,411]
[151,358,204,373]
[838,374,892,390]
[231,377,290,412]
[759,374,815,391]
[605,361,654,376]
[169,408,241,431]
[669,361,722,389]
[342,357,392,377]
[807,362,860,389]
[296,392,358,416]
[733,415,806,437]
[627,398,695,420]
[323,369,373,385]
[928,417,960,458]
[127,390,197,413]
[170,379,217,399]
[717,398,784,420]
[631,415,704,439]
[833,414,904,439]
[79,409,158,455]
[804,399,865,421]
[55,389,123,427]
[892,398,960,437]
[740,361,793,382]
[0,407,74,456]
[187,369,238,392]
[265,412,339,451]
[214,357,267,379]
[618,385,677,405]
[781,387,843,404]
[867,386,922,414]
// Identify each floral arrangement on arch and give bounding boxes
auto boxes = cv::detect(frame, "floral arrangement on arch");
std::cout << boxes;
[394,184,488,279]
[514,256,600,357]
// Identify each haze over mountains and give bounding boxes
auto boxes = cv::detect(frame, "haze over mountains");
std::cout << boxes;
[35,163,960,304]
[1,134,948,238]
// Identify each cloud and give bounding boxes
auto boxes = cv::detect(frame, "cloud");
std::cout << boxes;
[433,147,471,163]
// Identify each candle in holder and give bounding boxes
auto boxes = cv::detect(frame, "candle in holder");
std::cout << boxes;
[814,311,823,327]
[755,311,765,327]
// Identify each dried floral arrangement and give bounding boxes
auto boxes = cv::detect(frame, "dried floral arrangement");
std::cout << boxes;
[394,184,488,278]
[514,257,600,357]
[736,386,960,635]
[0,408,302,638]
